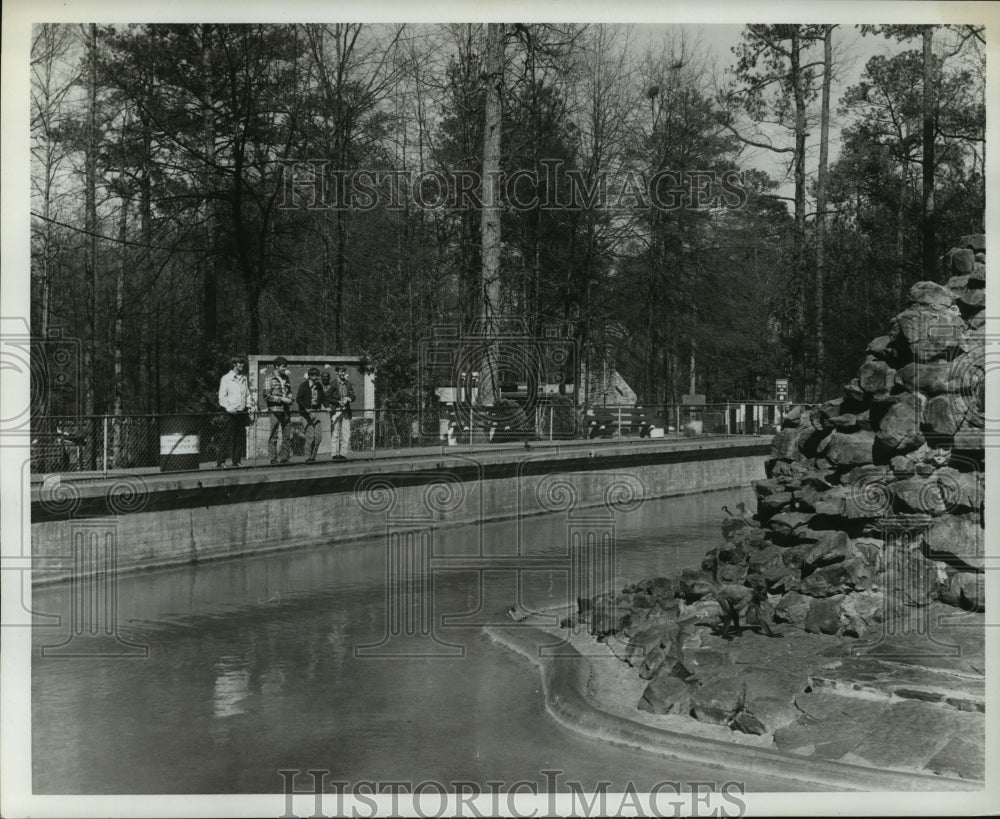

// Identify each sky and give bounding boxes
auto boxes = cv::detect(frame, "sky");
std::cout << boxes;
[636,23,915,201]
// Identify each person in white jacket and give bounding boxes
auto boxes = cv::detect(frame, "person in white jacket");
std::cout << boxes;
[217,357,250,467]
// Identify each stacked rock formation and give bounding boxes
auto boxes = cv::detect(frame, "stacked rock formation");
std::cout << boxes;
[565,235,986,737]
[759,234,986,625]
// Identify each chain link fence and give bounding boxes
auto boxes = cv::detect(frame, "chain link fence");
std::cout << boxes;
[30,401,785,477]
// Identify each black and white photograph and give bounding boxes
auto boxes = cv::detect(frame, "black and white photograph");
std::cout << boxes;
[2,1,997,816]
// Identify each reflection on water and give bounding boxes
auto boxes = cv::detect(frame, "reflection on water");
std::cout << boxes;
[213,657,251,720]
[31,486,814,794]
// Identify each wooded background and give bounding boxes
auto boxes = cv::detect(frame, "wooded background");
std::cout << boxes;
[30,23,985,417]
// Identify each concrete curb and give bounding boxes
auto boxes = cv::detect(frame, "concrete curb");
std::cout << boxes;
[483,624,980,793]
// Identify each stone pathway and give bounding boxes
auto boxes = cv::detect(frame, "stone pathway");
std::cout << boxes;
[535,603,985,782]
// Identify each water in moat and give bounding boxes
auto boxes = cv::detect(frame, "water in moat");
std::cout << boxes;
[32,485,815,794]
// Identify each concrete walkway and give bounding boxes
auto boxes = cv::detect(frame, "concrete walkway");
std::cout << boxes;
[31,434,770,496]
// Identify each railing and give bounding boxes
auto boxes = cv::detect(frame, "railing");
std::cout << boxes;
[30,402,782,477]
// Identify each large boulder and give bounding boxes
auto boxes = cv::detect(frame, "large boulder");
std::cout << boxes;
[876,392,926,452]
[729,526,768,552]
[924,514,984,571]
[922,394,968,437]
[952,422,984,451]
[752,478,782,499]
[825,429,876,466]
[812,484,883,519]
[883,547,944,608]
[774,591,811,629]
[957,287,985,314]
[804,595,845,634]
[891,476,949,515]
[844,378,865,401]
[893,306,965,362]
[748,544,786,574]
[908,281,955,308]
[894,361,951,395]
[949,248,976,275]
[744,696,800,734]
[827,412,865,431]
[801,530,853,568]
[851,538,885,573]
[957,234,985,253]
[690,676,745,725]
[932,468,982,513]
[811,485,851,517]
[866,335,893,358]
[798,558,875,597]
[767,511,815,537]
[638,673,693,715]
[938,571,985,612]
[858,359,895,393]
[759,491,794,518]
[771,426,818,461]
[837,590,886,638]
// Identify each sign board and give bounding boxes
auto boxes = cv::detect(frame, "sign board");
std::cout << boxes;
[681,394,706,405]
[775,378,789,402]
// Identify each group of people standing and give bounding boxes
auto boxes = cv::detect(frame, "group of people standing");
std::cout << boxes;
[215,356,355,468]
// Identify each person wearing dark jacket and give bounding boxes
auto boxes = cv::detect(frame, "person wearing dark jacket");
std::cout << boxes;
[296,367,328,462]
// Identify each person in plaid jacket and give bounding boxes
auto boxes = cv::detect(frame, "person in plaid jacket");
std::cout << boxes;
[264,356,294,464]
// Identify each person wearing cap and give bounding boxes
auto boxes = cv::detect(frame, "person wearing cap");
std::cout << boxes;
[217,357,250,467]
[265,356,294,464]
[327,365,356,460]
[296,367,328,462]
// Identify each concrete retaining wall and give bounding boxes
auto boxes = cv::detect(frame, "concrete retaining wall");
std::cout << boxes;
[31,439,768,584]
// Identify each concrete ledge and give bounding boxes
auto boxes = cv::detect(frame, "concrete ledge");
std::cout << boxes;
[31,438,769,584]
[483,624,980,792]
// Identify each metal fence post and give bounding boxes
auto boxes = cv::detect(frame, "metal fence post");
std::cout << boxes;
[102,416,109,474]
[617,406,622,440]
[372,410,377,458]
[549,404,554,441]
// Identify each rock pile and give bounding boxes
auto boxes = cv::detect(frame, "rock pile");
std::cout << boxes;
[564,235,986,739]
[759,233,986,626]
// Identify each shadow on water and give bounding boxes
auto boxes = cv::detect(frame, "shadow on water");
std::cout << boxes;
[31,487,818,793]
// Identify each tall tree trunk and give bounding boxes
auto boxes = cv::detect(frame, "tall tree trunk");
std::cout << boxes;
[921,26,936,279]
[335,207,347,349]
[201,25,219,382]
[813,25,832,403]
[896,157,907,305]
[83,23,99,465]
[688,339,697,397]
[790,28,808,403]
[112,196,128,466]
[478,23,504,408]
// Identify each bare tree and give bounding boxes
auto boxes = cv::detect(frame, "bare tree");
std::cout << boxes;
[478,22,504,409]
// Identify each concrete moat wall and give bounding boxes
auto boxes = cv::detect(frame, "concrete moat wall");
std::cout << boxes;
[31,439,768,584]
